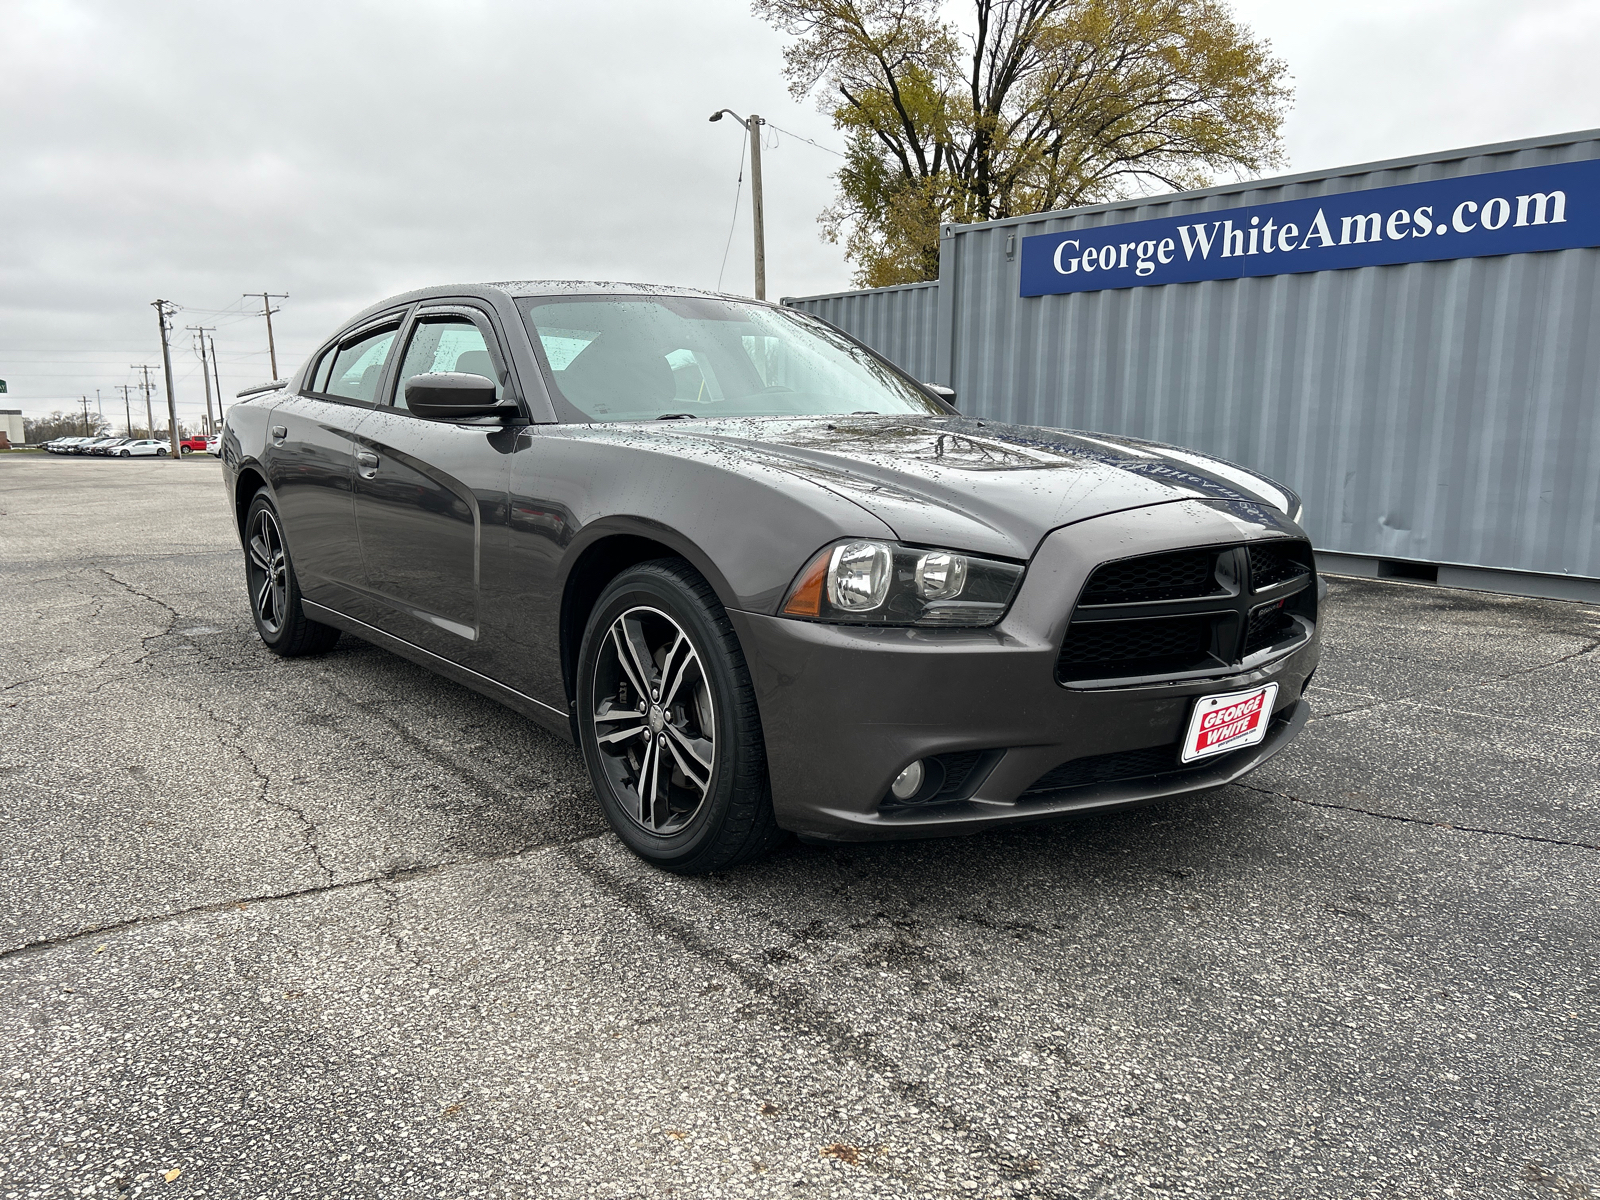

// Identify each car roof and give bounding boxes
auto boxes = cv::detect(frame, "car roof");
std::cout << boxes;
[339,280,767,331]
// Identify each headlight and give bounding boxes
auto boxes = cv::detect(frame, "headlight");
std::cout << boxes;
[780,539,1025,627]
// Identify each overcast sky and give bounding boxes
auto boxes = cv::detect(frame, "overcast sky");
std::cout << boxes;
[3,0,1598,427]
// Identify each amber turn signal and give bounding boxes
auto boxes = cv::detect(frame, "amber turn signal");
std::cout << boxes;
[780,549,830,617]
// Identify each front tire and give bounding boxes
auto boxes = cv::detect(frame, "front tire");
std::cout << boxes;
[119,450,130,457]
[576,560,784,873]
[243,490,340,657]
[181,445,192,455]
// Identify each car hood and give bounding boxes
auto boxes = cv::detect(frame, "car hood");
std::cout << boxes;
[652,416,1302,559]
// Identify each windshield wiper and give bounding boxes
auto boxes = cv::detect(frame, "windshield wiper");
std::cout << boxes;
[849,410,881,416]
[656,413,697,420]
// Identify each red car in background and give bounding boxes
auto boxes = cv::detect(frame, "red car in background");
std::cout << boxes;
[179,436,209,454]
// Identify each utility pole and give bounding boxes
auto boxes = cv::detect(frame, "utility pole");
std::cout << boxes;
[748,114,765,301]
[117,385,134,437]
[153,300,182,457]
[131,364,157,438]
[96,388,103,419]
[208,333,223,414]
[188,324,217,434]
[80,395,91,435]
[246,292,289,379]
[709,109,767,299]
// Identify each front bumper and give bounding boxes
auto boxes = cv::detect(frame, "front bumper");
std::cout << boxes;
[730,500,1321,841]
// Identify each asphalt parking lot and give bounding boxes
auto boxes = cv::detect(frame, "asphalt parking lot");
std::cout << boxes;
[1,454,1596,1200]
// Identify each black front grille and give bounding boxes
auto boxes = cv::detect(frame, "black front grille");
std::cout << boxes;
[1059,540,1316,685]
[1243,602,1296,656]
[1023,708,1297,797]
[1081,549,1221,605]
[1023,744,1179,794]
[1249,542,1311,591]
[1057,616,1214,680]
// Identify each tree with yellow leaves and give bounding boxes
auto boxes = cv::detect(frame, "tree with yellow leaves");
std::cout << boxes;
[755,0,1292,286]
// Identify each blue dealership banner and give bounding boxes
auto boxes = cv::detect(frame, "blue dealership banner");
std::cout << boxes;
[1019,159,1600,296]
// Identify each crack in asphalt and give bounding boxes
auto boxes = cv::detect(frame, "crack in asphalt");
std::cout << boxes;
[1240,783,1600,852]
[1310,635,1600,721]
[191,695,337,885]
[0,832,603,964]
[557,841,1047,1189]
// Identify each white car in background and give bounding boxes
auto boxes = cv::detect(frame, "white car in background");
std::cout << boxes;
[206,435,221,457]
[112,439,171,458]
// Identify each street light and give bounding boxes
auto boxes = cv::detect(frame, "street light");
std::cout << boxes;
[710,108,766,300]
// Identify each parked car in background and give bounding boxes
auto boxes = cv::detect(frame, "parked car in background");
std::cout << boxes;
[91,438,132,456]
[206,436,221,457]
[221,281,1321,874]
[71,437,119,454]
[180,436,208,454]
[114,439,170,457]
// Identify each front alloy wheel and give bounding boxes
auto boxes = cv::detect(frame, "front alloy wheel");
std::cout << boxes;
[576,559,784,873]
[591,606,716,835]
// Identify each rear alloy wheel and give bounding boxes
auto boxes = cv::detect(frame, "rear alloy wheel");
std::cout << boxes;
[576,560,784,873]
[243,490,340,657]
[181,445,193,454]
[119,450,130,457]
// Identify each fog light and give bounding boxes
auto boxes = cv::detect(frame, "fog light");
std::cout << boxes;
[890,760,925,800]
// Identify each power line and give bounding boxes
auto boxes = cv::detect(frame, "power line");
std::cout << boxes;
[762,121,845,158]
[717,135,748,294]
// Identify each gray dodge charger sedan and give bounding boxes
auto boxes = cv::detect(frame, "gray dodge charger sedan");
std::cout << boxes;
[220,282,1321,872]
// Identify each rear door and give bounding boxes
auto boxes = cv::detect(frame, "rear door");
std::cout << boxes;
[350,303,519,666]
[265,314,404,613]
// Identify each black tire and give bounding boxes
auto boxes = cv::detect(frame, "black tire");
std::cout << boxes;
[156,447,168,456]
[119,450,130,457]
[180,445,192,455]
[243,490,340,657]
[576,559,785,873]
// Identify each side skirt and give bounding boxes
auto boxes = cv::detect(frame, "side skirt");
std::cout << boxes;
[302,599,574,744]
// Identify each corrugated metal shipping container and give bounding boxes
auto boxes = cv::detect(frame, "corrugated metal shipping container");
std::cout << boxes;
[785,129,1600,597]
[780,280,941,386]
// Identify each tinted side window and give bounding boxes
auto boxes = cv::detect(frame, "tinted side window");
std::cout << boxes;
[391,316,503,410]
[324,327,398,403]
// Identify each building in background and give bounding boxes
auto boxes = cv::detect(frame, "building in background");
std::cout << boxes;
[785,129,1600,603]
[0,409,22,449]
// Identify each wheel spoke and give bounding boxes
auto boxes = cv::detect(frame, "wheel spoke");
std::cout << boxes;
[663,730,710,795]
[619,615,660,698]
[594,701,647,745]
[609,624,651,701]
[659,634,696,709]
[665,723,713,775]
[637,738,659,828]
[248,535,272,572]
[255,576,275,625]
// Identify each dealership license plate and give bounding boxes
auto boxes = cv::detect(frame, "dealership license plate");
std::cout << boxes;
[1180,682,1279,763]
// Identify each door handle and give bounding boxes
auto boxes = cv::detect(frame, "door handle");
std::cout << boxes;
[355,450,379,479]
[270,425,287,441]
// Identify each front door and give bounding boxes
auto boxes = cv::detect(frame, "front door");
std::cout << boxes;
[351,307,515,665]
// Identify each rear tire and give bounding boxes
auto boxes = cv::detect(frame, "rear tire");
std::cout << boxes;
[576,559,785,873]
[181,445,192,454]
[243,490,340,657]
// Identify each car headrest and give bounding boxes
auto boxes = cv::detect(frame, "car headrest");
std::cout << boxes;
[453,350,496,382]
[557,339,674,407]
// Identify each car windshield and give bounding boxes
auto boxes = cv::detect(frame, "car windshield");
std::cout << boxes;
[517,295,945,422]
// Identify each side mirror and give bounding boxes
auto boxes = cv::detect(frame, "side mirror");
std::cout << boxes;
[924,383,957,409]
[404,372,513,419]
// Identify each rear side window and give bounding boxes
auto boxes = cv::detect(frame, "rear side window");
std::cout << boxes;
[323,326,398,403]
